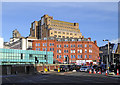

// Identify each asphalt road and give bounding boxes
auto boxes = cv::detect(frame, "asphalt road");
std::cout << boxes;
[1,71,120,84]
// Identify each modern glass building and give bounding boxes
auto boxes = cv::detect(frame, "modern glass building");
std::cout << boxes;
[0,48,53,65]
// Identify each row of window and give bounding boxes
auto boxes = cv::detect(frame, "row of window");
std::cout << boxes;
[57,49,92,53]
[57,55,93,59]
[36,43,54,46]
[50,24,76,29]
[36,48,92,53]
[51,21,75,26]
[52,31,77,35]
[54,35,80,38]
[56,44,92,48]
[36,43,92,48]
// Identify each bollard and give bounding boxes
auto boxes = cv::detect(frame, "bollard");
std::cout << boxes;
[93,69,96,74]
[99,69,101,74]
[89,69,91,74]
[117,69,119,75]
[106,70,107,76]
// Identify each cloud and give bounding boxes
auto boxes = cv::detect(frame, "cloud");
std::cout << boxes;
[111,38,120,44]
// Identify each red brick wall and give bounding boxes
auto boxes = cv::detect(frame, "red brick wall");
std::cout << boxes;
[32,39,99,64]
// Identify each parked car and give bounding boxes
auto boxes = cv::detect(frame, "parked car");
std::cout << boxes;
[80,66,90,72]
[75,65,82,71]
[60,65,69,72]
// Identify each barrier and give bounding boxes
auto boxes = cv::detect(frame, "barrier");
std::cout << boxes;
[89,69,91,74]
[93,69,96,74]
[99,69,101,74]
[117,69,119,75]
[106,70,107,76]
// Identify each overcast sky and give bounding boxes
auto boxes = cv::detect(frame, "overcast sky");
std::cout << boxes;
[2,2,118,46]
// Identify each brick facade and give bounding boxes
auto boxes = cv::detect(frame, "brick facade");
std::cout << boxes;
[32,38,99,65]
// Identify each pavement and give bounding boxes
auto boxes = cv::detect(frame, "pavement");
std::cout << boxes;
[1,71,120,84]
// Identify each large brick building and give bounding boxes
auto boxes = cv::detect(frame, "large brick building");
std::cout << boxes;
[32,37,99,65]
[30,14,83,39]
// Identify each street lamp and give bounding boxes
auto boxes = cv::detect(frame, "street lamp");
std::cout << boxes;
[103,39,110,70]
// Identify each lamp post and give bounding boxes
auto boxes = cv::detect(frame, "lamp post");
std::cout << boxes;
[46,26,48,64]
[103,39,110,70]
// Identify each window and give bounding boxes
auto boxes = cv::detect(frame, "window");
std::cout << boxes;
[63,32,65,34]
[38,43,40,46]
[57,55,59,58]
[54,31,57,33]
[51,32,53,34]
[59,55,61,58]
[71,45,73,47]
[36,48,38,50]
[89,55,92,58]
[59,49,61,53]
[71,55,73,58]
[50,43,54,46]
[67,33,69,35]
[67,50,68,53]
[64,50,66,53]
[57,45,59,47]
[43,43,47,46]
[64,45,66,48]
[66,44,68,47]
[78,44,82,48]
[80,44,82,47]
[78,55,80,58]
[36,43,37,46]
[66,37,69,38]
[77,49,80,53]
[64,55,66,58]
[80,49,82,53]
[38,48,40,51]
[74,45,75,47]
[85,55,87,58]
[73,50,75,53]
[80,55,82,58]
[73,55,75,58]
[71,50,75,53]
[59,45,61,48]
[58,32,61,34]
[89,45,92,48]
[54,35,57,37]
[58,35,61,38]
[57,50,59,53]
[85,49,87,53]
[70,33,72,35]
[63,36,65,38]
[89,49,92,53]
[85,44,87,47]
[50,48,52,51]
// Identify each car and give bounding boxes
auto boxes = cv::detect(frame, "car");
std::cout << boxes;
[60,65,69,72]
[80,66,90,72]
[75,65,82,71]
[108,69,115,75]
